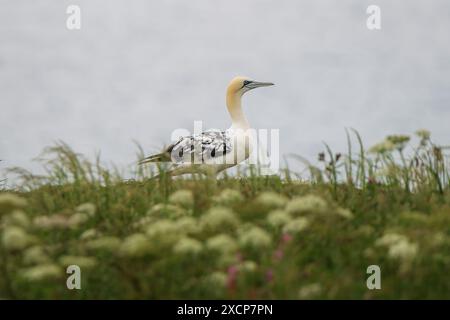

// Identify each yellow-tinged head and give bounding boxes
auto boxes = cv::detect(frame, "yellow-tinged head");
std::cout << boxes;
[225,76,274,129]
[226,76,274,97]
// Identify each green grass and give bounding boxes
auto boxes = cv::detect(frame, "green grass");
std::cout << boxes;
[0,129,449,299]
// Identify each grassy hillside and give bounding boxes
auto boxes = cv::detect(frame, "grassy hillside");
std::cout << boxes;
[0,130,449,299]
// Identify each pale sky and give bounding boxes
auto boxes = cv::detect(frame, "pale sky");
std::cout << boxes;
[1,0,449,179]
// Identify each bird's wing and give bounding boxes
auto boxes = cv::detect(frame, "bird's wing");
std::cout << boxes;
[169,129,232,164]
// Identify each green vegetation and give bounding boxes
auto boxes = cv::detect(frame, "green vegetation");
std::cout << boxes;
[0,130,449,299]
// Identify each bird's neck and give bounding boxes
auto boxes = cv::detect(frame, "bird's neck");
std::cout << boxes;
[226,92,250,130]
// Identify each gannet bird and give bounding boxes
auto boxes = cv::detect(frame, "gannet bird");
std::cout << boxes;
[139,76,274,177]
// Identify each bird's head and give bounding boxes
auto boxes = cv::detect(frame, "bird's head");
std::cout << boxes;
[227,76,274,97]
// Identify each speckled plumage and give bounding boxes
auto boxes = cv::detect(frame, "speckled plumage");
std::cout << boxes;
[139,76,274,176]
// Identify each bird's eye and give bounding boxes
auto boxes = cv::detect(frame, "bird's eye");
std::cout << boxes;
[243,80,252,87]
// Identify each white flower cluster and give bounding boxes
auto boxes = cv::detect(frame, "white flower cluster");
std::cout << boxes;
[282,217,309,234]
[0,193,27,215]
[21,264,63,282]
[2,226,36,251]
[119,233,152,258]
[23,246,50,265]
[255,192,288,209]
[267,210,291,228]
[58,255,98,269]
[200,207,239,232]
[286,195,328,215]
[0,194,66,282]
[0,194,37,252]
[212,189,244,206]
[173,237,203,255]
[168,190,194,208]
[85,236,121,252]
[206,234,238,254]
[147,203,186,219]
[298,283,322,299]
[33,202,97,230]
[376,232,418,261]
[238,226,272,249]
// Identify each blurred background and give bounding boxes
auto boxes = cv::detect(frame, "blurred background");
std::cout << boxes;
[1,0,450,177]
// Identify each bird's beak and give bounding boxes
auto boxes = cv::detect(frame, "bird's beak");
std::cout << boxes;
[246,81,275,89]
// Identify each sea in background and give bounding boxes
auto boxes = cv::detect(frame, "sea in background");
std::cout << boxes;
[1,0,450,180]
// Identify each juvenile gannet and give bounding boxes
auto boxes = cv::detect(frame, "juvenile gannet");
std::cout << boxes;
[139,76,274,176]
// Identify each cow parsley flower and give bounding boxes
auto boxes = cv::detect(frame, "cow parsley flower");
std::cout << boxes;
[375,233,408,247]
[286,195,328,215]
[59,255,98,269]
[75,202,96,216]
[267,210,291,228]
[68,213,90,228]
[298,283,322,299]
[375,232,418,261]
[238,260,258,273]
[415,129,431,142]
[416,129,431,139]
[255,192,288,209]
[168,189,194,208]
[147,203,186,219]
[146,219,178,238]
[2,226,34,251]
[212,189,244,206]
[388,240,418,261]
[202,271,228,297]
[23,246,50,265]
[119,233,152,257]
[369,140,395,154]
[85,236,121,252]
[33,214,71,230]
[176,217,201,235]
[386,135,410,150]
[282,217,309,234]
[173,237,203,255]
[204,271,227,289]
[216,252,238,268]
[238,226,272,249]
[21,264,63,282]
[145,219,182,248]
[79,228,100,240]
[336,207,354,219]
[206,234,238,254]
[133,216,157,230]
[4,210,30,228]
[0,193,27,214]
[201,207,239,232]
